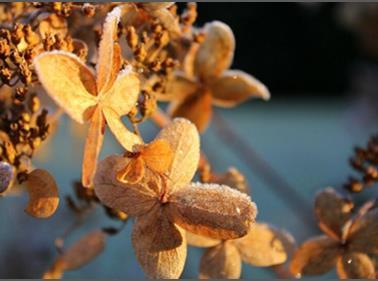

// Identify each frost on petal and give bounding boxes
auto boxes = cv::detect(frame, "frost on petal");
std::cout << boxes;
[33,51,97,123]
[132,205,186,278]
[158,72,197,102]
[169,91,213,133]
[94,155,158,216]
[290,235,340,277]
[347,208,378,254]
[199,242,241,279]
[60,229,106,271]
[156,118,200,192]
[233,223,295,267]
[168,183,257,240]
[102,107,142,151]
[96,7,122,93]
[25,169,59,218]
[211,70,270,108]
[186,231,220,248]
[194,21,235,81]
[82,107,104,188]
[101,67,140,117]
[336,252,375,279]
[314,187,354,241]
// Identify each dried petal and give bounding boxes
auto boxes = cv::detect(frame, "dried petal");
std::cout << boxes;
[94,155,158,216]
[314,187,354,240]
[156,118,200,192]
[61,229,106,270]
[348,209,378,254]
[102,107,142,151]
[194,21,235,81]
[101,66,140,117]
[96,7,122,93]
[186,231,220,248]
[42,259,65,279]
[211,70,270,108]
[336,252,375,279]
[82,107,105,188]
[140,139,174,174]
[199,242,242,279]
[211,167,249,194]
[234,223,295,267]
[25,169,59,218]
[116,157,144,184]
[168,183,257,240]
[159,72,197,102]
[34,51,97,123]
[148,9,181,37]
[170,91,213,133]
[132,205,186,278]
[140,2,174,12]
[0,161,14,194]
[290,235,340,277]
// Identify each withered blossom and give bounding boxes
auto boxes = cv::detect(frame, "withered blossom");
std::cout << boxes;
[290,187,378,279]
[94,118,257,278]
[162,21,270,132]
[34,7,142,187]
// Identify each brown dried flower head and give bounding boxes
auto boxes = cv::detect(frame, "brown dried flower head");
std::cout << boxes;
[94,118,257,278]
[290,187,378,279]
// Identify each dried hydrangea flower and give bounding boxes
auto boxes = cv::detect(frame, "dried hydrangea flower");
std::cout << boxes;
[94,118,257,278]
[290,187,378,279]
[33,7,142,187]
[0,161,14,194]
[162,21,270,132]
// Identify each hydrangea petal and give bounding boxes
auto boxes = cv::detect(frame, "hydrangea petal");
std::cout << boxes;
[336,252,375,279]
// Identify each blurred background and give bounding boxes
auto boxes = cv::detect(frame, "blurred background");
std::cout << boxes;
[0,2,377,279]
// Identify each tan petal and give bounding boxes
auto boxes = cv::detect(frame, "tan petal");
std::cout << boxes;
[194,21,235,81]
[336,252,375,279]
[199,242,242,279]
[314,187,354,240]
[158,72,197,102]
[94,155,158,216]
[290,235,340,277]
[33,51,97,123]
[132,205,186,278]
[234,223,295,267]
[168,183,257,240]
[96,7,122,93]
[140,139,174,174]
[348,208,378,254]
[82,107,105,188]
[101,66,140,117]
[169,91,213,133]
[210,167,250,194]
[61,229,106,270]
[116,157,145,184]
[148,8,181,37]
[102,107,142,151]
[186,231,220,248]
[156,118,200,192]
[140,2,174,12]
[211,70,270,108]
[42,259,65,279]
[25,169,59,218]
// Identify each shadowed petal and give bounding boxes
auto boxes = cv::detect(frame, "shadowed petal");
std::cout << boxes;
[186,231,220,248]
[33,51,97,123]
[82,107,105,187]
[199,242,242,279]
[156,118,200,192]
[168,183,257,240]
[158,72,197,102]
[336,252,375,279]
[194,21,235,81]
[234,223,295,267]
[211,70,270,108]
[132,205,186,278]
[290,235,340,277]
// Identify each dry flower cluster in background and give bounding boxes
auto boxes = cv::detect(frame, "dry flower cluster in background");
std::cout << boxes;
[0,2,377,279]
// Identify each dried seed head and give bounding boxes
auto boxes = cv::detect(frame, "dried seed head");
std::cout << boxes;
[0,161,14,194]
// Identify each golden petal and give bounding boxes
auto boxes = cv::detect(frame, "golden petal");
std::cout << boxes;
[289,235,340,277]
[82,107,105,188]
[233,222,295,267]
[336,252,375,279]
[94,155,158,216]
[168,183,257,240]
[42,258,65,279]
[194,21,235,81]
[158,72,197,102]
[33,51,97,123]
[96,7,122,93]
[186,231,220,248]
[132,205,186,278]
[211,70,270,108]
[25,169,59,218]
[148,8,181,37]
[199,242,242,279]
[141,139,174,174]
[314,187,354,240]
[156,118,200,193]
